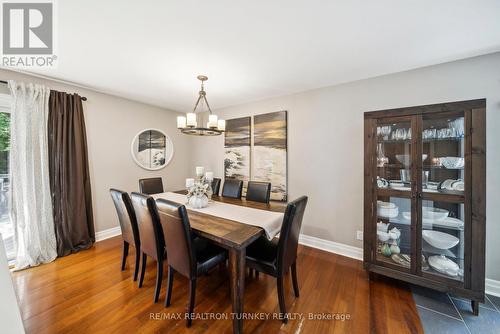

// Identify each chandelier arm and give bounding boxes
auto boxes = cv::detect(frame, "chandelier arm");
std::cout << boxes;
[192,94,203,113]
[203,95,213,114]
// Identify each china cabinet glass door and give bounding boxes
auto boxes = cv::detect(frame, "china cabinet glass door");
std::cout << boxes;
[374,117,416,272]
[418,111,466,284]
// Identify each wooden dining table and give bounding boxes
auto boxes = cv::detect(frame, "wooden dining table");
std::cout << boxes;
[166,191,286,334]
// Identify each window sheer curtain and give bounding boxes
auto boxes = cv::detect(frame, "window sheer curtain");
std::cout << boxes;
[9,81,57,270]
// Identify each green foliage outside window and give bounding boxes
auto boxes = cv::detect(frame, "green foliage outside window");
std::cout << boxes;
[0,112,10,174]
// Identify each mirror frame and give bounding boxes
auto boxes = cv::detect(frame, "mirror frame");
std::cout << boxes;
[130,128,174,171]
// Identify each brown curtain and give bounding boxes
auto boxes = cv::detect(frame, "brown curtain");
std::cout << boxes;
[48,90,95,257]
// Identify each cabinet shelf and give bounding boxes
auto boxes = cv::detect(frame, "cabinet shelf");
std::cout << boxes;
[377,137,464,144]
[377,164,463,170]
[376,188,465,203]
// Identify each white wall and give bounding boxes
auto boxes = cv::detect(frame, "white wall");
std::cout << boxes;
[191,52,500,281]
[0,69,194,232]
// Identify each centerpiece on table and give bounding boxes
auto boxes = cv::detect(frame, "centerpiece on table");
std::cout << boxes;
[185,166,215,209]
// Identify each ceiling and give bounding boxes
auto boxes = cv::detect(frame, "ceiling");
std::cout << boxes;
[23,0,500,111]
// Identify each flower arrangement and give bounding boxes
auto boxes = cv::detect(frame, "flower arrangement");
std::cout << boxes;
[186,180,210,209]
[187,181,209,200]
[185,167,214,209]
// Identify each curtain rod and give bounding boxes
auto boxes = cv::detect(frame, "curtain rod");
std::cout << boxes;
[0,80,87,101]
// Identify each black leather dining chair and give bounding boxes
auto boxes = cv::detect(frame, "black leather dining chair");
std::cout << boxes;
[246,181,271,203]
[109,189,141,281]
[156,199,227,327]
[139,177,164,195]
[221,178,243,199]
[211,177,221,196]
[131,192,166,303]
[245,196,308,323]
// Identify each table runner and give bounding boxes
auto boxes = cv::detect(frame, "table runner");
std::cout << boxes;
[152,192,284,240]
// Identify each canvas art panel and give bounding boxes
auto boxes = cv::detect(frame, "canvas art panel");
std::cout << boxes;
[253,111,287,201]
[224,117,251,193]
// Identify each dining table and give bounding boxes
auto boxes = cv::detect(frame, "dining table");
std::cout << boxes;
[153,190,287,334]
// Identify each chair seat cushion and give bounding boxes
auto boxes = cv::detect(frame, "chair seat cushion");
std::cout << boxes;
[246,236,279,274]
[193,237,227,275]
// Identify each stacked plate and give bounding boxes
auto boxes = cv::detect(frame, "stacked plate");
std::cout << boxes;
[377,201,398,218]
[439,179,464,192]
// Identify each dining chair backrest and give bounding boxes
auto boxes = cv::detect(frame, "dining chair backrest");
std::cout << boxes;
[139,177,164,195]
[211,178,221,196]
[246,181,271,203]
[222,179,243,199]
[110,189,140,247]
[277,196,308,273]
[131,192,164,261]
[156,199,196,278]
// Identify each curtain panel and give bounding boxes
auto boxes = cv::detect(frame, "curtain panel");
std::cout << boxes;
[48,91,94,257]
[9,81,57,270]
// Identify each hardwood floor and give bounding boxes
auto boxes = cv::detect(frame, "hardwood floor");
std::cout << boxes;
[11,237,423,334]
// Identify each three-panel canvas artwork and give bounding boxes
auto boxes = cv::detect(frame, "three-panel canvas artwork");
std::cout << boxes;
[224,110,287,201]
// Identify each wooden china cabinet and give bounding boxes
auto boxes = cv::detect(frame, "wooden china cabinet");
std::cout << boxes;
[363,99,486,315]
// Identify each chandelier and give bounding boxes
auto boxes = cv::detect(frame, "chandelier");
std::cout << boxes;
[177,75,225,136]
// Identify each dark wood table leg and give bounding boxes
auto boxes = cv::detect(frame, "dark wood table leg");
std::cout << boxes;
[229,247,245,334]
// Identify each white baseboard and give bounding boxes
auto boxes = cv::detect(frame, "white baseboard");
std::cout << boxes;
[95,226,121,242]
[486,278,500,297]
[299,234,363,260]
[93,227,500,297]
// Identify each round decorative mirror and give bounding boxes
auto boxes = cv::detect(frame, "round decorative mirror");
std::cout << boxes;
[131,129,173,170]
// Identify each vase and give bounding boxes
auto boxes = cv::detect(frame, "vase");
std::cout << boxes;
[377,143,388,167]
[188,195,209,209]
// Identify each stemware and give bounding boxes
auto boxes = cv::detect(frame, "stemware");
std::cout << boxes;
[378,126,391,140]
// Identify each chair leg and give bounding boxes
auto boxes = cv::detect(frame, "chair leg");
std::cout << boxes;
[138,252,147,288]
[133,246,140,281]
[165,266,174,307]
[154,260,163,303]
[277,275,288,324]
[121,241,129,271]
[255,270,259,278]
[291,262,299,297]
[186,279,197,327]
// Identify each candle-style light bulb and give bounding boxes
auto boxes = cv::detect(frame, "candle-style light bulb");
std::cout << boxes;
[217,119,226,131]
[177,116,186,129]
[186,113,196,127]
[209,115,218,128]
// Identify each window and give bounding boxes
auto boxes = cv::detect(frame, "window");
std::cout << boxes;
[0,92,13,263]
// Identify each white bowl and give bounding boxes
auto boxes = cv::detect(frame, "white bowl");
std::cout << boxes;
[395,154,428,165]
[402,212,435,228]
[422,230,459,249]
[378,207,399,219]
[440,157,464,169]
[403,208,449,223]
[422,207,449,221]
[377,200,396,209]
